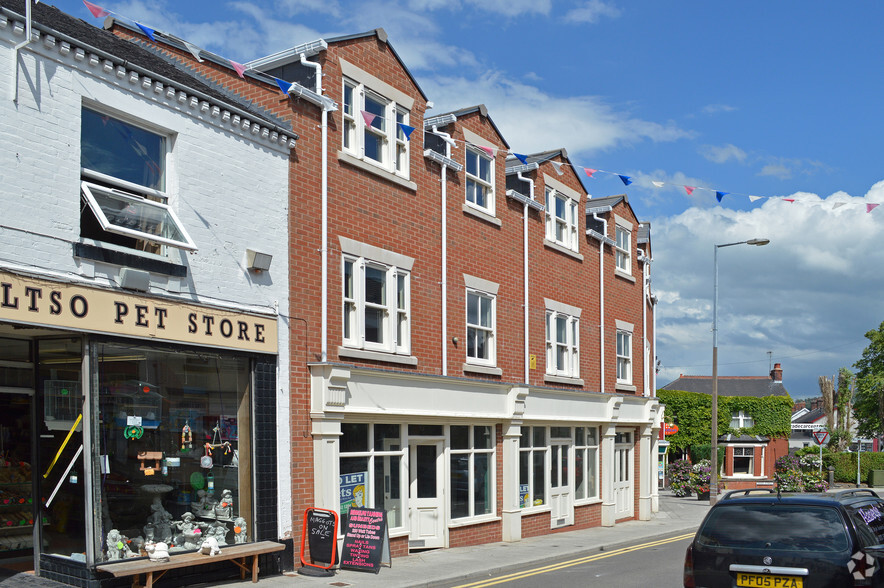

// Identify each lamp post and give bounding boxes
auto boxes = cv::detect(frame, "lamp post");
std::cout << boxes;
[711,238,770,504]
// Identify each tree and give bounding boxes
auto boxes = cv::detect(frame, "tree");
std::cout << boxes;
[853,321,884,437]
[820,369,853,451]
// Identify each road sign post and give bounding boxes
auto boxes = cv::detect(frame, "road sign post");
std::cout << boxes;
[813,431,829,472]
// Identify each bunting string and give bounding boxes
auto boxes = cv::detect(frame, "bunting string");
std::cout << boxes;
[80,0,881,214]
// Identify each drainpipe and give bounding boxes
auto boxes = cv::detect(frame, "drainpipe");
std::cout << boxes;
[299,53,330,362]
[441,163,448,375]
[517,171,534,384]
[10,0,33,103]
[592,210,610,393]
[638,249,649,397]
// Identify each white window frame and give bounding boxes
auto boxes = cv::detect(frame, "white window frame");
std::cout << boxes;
[730,410,755,429]
[614,215,632,275]
[342,255,410,355]
[341,77,410,179]
[574,426,599,502]
[545,303,580,379]
[449,425,496,521]
[465,146,495,215]
[732,445,756,476]
[545,187,579,252]
[616,327,632,385]
[519,426,549,511]
[466,289,496,367]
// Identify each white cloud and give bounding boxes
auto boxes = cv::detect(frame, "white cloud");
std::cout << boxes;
[652,185,884,397]
[701,104,738,115]
[700,143,747,164]
[564,0,622,24]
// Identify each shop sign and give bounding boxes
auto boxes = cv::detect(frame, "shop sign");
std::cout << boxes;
[664,424,679,436]
[0,271,277,353]
[340,472,368,515]
[340,507,390,574]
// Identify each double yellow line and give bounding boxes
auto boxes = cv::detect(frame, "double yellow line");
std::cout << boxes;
[453,532,695,587]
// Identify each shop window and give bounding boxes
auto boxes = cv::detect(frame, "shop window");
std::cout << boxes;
[92,342,251,562]
[574,427,598,501]
[519,427,547,508]
[80,107,196,254]
[339,423,404,530]
[450,425,494,520]
[0,337,33,390]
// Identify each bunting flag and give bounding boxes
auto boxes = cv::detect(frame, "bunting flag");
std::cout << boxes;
[182,41,204,63]
[230,61,247,79]
[619,175,632,186]
[513,153,528,165]
[479,145,495,158]
[651,181,664,188]
[833,202,847,209]
[868,203,879,213]
[684,186,695,195]
[83,0,109,18]
[784,198,795,203]
[135,22,155,41]
[275,78,293,95]
[397,123,415,140]
[749,195,762,202]
[715,191,728,203]
[551,161,564,175]
[361,111,376,127]
[584,168,597,178]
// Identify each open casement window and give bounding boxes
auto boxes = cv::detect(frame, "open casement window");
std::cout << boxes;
[79,107,195,254]
[465,147,494,214]
[80,180,197,252]
[342,256,410,354]
[545,188,579,251]
[341,78,410,179]
[546,311,579,378]
[466,290,495,366]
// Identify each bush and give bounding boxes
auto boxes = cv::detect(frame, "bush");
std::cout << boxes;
[668,459,693,497]
[826,452,884,483]
[690,459,712,494]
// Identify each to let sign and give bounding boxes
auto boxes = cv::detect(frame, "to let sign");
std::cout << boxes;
[340,508,389,574]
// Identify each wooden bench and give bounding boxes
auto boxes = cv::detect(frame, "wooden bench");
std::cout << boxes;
[96,541,285,588]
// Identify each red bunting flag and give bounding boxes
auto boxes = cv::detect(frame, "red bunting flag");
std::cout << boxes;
[584,168,597,178]
[479,146,495,158]
[83,0,109,17]
[231,61,247,79]
[784,198,795,203]
[361,111,377,127]
[684,186,695,195]
[868,203,879,213]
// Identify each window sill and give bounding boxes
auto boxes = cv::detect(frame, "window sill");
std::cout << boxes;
[462,203,502,227]
[520,505,551,516]
[463,363,503,377]
[614,269,636,283]
[543,239,583,261]
[448,514,500,529]
[337,151,417,191]
[338,346,418,366]
[615,382,637,392]
[73,242,187,277]
[574,498,602,507]
[545,374,585,387]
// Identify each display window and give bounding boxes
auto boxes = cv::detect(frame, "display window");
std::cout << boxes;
[90,342,252,562]
[339,423,404,530]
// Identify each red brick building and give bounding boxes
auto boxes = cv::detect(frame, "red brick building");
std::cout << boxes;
[108,21,662,564]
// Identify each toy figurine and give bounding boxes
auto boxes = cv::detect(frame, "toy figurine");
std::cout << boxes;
[233,517,247,544]
[173,512,204,549]
[199,536,221,556]
[209,520,229,545]
[106,529,133,560]
[214,488,233,519]
[181,421,192,451]
[145,541,170,562]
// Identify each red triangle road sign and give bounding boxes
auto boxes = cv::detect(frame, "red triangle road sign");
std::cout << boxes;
[813,431,829,445]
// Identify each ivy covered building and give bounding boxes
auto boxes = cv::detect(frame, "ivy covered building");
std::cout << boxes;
[659,363,792,490]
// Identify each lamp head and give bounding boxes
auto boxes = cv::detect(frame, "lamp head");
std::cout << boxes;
[747,238,770,246]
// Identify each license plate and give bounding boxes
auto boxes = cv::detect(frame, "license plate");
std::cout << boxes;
[736,573,803,588]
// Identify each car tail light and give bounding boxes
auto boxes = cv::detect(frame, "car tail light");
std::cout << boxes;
[683,544,695,588]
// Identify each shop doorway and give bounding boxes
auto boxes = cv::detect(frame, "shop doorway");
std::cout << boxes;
[407,441,444,550]
[549,440,573,529]
[613,431,634,519]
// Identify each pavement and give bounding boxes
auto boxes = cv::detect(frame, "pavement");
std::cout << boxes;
[0,492,710,587]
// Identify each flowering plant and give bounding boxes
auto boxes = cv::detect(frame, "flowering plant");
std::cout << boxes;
[689,459,712,494]
[668,459,693,497]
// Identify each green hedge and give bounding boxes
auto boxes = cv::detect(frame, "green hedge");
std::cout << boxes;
[824,452,884,484]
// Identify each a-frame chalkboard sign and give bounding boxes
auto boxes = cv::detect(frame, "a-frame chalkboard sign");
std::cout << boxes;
[298,507,339,577]
[340,507,391,574]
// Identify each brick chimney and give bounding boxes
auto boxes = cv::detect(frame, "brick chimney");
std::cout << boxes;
[770,362,783,382]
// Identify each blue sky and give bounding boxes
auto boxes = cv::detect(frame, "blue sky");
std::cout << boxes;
[49,0,884,399]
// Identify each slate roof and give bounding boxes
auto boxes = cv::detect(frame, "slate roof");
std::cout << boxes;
[0,0,293,135]
[505,149,569,171]
[586,194,628,212]
[433,104,511,149]
[660,374,790,397]
[792,407,825,424]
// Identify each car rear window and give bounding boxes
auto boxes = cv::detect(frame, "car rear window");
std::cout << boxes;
[697,503,850,552]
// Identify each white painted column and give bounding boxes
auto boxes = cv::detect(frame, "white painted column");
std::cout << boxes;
[600,423,617,527]
[312,418,343,511]
[501,421,523,542]
[651,426,661,513]
[639,424,652,521]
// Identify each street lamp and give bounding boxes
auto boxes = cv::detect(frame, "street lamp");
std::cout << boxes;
[711,238,770,504]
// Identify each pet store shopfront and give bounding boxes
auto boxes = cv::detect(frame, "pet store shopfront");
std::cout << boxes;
[0,270,280,584]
